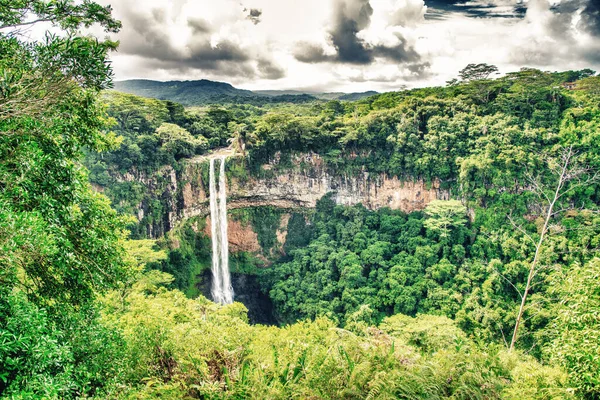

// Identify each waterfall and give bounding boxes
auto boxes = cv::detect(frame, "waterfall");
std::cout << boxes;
[209,156,234,304]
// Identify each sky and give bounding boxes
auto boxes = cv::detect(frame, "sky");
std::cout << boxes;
[96,0,600,92]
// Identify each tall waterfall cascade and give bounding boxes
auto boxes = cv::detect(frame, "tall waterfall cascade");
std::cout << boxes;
[209,156,234,304]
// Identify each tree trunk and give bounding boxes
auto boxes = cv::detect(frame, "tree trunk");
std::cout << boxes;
[509,146,572,351]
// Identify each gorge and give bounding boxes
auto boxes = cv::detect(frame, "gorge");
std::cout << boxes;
[77,72,600,398]
[103,150,451,321]
[116,152,449,244]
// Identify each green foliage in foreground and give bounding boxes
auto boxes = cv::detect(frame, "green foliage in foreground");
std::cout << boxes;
[4,264,594,399]
[547,258,600,398]
[0,290,126,398]
[93,271,570,399]
[0,0,130,308]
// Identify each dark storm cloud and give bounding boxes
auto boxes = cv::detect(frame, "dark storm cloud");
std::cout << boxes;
[257,58,286,79]
[245,8,262,25]
[372,35,420,63]
[186,40,250,65]
[579,0,600,35]
[294,42,332,63]
[425,0,600,27]
[114,8,177,59]
[329,0,374,63]
[294,0,426,71]
[551,0,600,63]
[542,0,600,39]
[561,0,600,36]
[424,0,526,20]
[407,60,431,76]
[116,6,284,79]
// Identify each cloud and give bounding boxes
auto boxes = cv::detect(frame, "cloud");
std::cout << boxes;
[389,0,427,26]
[245,8,263,24]
[293,42,333,63]
[98,0,600,92]
[293,0,428,74]
[119,8,249,66]
[569,0,600,36]
[109,0,284,80]
[257,57,286,79]
[371,35,421,62]
[506,0,600,66]
[187,17,211,34]
[424,0,526,20]
[328,0,375,63]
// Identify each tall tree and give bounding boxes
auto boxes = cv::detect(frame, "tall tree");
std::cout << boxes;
[509,145,598,350]
[0,1,128,306]
[424,200,467,239]
[454,63,502,104]
[458,63,499,81]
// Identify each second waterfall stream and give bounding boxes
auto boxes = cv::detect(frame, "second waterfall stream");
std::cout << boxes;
[209,156,234,304]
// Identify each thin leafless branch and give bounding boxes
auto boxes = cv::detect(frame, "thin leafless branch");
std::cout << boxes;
[493,266,523,300]
[506,213,536,246]
[0,18,53,30]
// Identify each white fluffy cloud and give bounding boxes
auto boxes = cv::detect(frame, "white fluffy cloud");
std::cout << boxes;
[98,0,600,92]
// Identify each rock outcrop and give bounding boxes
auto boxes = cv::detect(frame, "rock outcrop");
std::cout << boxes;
[106,151,449,240]
[181,152,448,221]
[204,217,261,254]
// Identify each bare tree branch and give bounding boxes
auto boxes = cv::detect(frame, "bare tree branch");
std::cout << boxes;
[506,213,536,246]
[0,18,53,30]
[511,145,570,350]
[493,266,523,300]
[510,145,598,350]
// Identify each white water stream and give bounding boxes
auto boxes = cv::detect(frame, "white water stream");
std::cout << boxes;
[209,156,233,304]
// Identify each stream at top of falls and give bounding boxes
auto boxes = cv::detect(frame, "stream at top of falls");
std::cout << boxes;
[209,156,234,305]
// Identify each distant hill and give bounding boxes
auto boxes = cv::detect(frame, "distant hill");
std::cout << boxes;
[254,90,379,101]
[113,79,256,105]
[114,79,379,105]
[337,91,379,101]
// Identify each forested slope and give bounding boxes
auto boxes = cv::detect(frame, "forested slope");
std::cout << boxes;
[89,66,600,395]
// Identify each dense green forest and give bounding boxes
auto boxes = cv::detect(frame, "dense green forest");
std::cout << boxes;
[2,1,600,399]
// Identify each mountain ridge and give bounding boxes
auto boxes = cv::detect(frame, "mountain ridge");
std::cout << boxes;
[113,79,380,105]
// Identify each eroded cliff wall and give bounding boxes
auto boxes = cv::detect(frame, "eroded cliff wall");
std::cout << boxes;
[182,152,448,220]
[108,152,449,242]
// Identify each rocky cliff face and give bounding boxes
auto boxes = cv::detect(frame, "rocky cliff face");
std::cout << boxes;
[109,152,448,241]
[181,152,448,220]
[207,217,261,253]
[204,213,290,256]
